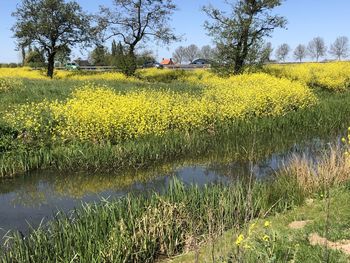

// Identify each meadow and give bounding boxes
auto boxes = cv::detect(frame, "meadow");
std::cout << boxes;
[2,63,350,262]
[0,65,346,177]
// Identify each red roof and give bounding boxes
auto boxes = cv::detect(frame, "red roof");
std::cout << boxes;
[160,58,174,65]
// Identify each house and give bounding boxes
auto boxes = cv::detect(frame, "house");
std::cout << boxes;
[160,58,175,66]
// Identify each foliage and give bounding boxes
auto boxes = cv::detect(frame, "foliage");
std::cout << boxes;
[12,0,91,78]
[96,0,179,75]
[89,45,110,66]
[24,48,46,68]
[203,0,287,74]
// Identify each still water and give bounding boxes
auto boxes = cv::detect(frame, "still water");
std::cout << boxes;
[0,136,338,238]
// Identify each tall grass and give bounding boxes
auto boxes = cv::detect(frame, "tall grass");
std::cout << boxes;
[3,147,349,262]
[0,175,304,263]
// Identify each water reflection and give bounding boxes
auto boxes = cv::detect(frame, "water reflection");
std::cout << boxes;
[0,135,339,237]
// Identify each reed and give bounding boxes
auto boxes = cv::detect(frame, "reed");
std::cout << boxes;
[0,175,304,263]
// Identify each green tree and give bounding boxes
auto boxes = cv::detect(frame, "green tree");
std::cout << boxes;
[89,45,110,66]
[96,0,179,76]
[25,47,46,68]
[136,50,156,67]
[12,0,91,78]
[55,46,72,67]
[111,40,118,57]
[203,0,287,75]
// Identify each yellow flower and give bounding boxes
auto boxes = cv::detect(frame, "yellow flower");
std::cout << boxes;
[235,234,244,246]
[264,221,271,228]
[262,235,270,242]
[3,72,317,143]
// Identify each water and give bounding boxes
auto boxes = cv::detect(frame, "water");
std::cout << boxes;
[0,136,340,239]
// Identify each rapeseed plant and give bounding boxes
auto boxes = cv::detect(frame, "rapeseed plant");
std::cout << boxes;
[4,74,316,143]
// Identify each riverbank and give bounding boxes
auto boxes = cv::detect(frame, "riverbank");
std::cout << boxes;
[1,147,350,262]
[1,86,350,178]
[169,186,350,263]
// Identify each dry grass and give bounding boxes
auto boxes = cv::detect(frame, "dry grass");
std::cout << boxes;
[282,147,350,194]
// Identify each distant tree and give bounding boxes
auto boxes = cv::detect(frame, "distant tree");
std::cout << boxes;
[294,44,307,62]
[111,40,118,57]
[307,37,327,62]
[136,50,156,67]
[17,41,29,66]
[109,42,135,75]
[172,46,186,64]
[89,45,110,66]
[203,0,287,75]
[25,47,46,68]
[329,36,349,61]
[96,0,179,75]
[200,45,214,60]
[184,44,200,63]
[275,43,290,62]
[260,42,274,63]
[12,0,91,78]
[55,46,72,66]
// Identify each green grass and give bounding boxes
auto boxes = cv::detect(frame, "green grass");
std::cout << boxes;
[0,173,306,263]
[169,186,350,263]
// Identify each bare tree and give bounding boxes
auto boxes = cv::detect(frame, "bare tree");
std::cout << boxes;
[294,44,307,62]
[172,46,186,64]
[96,0,179,75]
[275,43,290,62]
[329,36,349,61]
[307,37,327,62]
[200,45,214,60]
[184,44,200,63]
[203,0,286,75]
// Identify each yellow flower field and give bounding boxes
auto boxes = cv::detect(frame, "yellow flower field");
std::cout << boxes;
[5,73,316,142]
[267,62,350,91]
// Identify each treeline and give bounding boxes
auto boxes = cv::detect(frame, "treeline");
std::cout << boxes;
[10,0,349,78]
[172,45,216,64]
[88,40,156,72]
[12,0,179,78]
[275,36,349,62]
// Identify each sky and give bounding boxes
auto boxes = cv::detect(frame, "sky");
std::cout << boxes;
[1,0,350,63]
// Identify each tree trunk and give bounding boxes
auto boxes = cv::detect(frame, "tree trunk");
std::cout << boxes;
[127,47,137,76]
[47,53,56,79]
[21,46,26,66]
[234,58,244,75]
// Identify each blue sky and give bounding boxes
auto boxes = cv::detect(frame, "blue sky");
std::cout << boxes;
[1,0,349,63]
